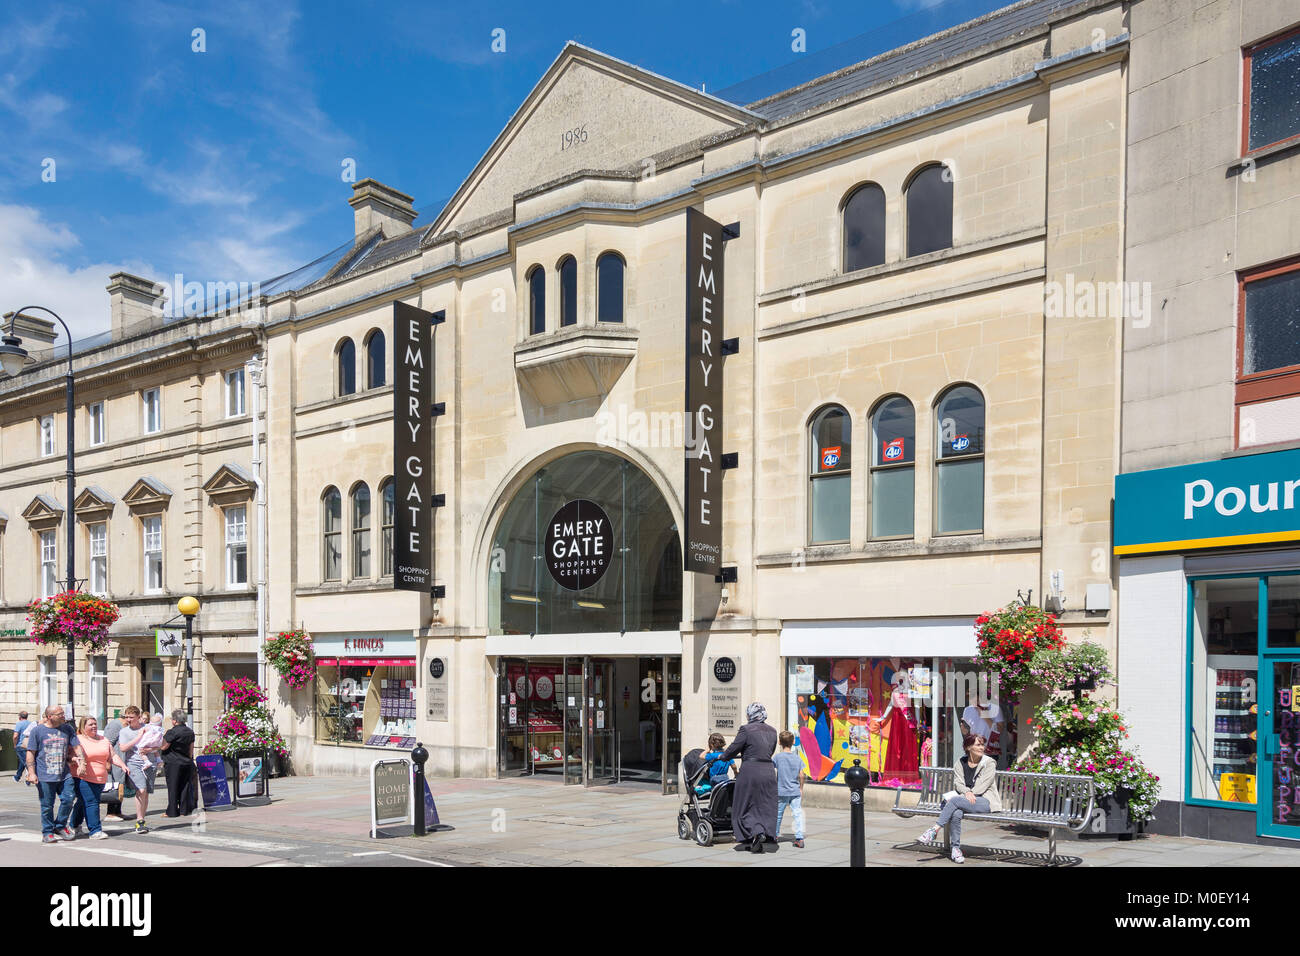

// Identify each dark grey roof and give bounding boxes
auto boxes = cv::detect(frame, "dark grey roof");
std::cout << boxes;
[346,228,428,276]
[85,485,116,504]
[33,494,63,512]
[749,0,1084,121]
[217,463,253,484]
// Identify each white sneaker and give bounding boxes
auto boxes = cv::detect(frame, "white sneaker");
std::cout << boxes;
[89,831,109,841]
[918,825,940,843]
[951,847,965,864]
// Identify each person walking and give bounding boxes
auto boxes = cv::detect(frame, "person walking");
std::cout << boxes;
[919,733,1003,863]
[23,705,85,843]
[117,705,160,834]
[773,730,806,848]
[160,709,197,817]
[12,710,31,783]
[102,715,126,821]
[717,702,779,853]
[69,715,126,840]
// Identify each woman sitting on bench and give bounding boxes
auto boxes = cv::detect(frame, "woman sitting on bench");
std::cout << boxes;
[919,733,1002,864]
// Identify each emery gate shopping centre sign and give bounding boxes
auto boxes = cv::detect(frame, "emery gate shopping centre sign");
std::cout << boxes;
[544,499,614,590]
[1113,447,1300,555]
[393,301,433,591]
[684,207,724,575]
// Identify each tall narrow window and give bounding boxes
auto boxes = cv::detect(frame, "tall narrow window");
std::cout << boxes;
[39,530,57,598]
[351,483,371,579]
[225,506,247,587]
[528,265,546,335]
[870,396,915,538]
[323,487,342,581]
[40,414,55,457]
[934,385,985,535]
[142,516,163,592]
[39,655,57,710]
[597,252,625,323]
[1237,258,1300,447]
[88,402,105,446]
[337,340,356,396]
[558,256,577,327]
[1244,27,1300,153]
[366,330,386,388]
[843,182,886,272]
[906,163,953,257]
[142,388,161,434]
[224,368,245,417]
[381,478,395,577]
[809,406,851,544]
[89,656,108,723]
[89,522,108,596]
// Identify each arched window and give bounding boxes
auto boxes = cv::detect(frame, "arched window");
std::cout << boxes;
[934,385,985,534]
[322,487,342,580]
[351,483,371,579]
[906,164,953,258]
[843,182,886,272]
[870,396,915,539]
[809,405,851,544]
[365,330,386,389]
[558,255,577,327]
[336,339,356,397]
[380,478,395,577]
[527,265,545,335]
[597,252,624,323]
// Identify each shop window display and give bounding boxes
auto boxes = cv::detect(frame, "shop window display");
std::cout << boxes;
[315,663,417,749]
[788,657,1014,789]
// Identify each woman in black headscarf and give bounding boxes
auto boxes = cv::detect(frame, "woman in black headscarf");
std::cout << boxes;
[718,702,779,853]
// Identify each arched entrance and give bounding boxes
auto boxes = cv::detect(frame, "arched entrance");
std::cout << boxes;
[487,450,683,790]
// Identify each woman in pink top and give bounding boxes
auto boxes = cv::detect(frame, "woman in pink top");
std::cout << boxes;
[69,715,127,839]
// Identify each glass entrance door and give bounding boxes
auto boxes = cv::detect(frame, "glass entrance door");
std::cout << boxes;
[662,656,681,794]
[562,657,583,785]
[1261,658,1300,839]
[497,658,529,776]
[585,657,617,786]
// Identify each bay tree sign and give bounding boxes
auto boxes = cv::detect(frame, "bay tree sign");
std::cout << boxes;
[393,301,434,592]
[684,208,724,575]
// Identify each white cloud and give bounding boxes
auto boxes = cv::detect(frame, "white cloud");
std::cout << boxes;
[0,204,157,343]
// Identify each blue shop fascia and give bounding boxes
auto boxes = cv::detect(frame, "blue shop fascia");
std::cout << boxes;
[1114,446,1300,846]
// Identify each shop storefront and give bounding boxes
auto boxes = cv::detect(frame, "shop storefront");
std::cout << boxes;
[313,632,419,750]
[486,450,684,791]
[1116,447,1300,844]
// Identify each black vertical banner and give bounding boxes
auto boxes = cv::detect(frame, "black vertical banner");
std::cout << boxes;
[393,301,433,592]
[685,208,724,575]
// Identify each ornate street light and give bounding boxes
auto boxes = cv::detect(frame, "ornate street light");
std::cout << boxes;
[178,595,200,730]
[1,307,77,712]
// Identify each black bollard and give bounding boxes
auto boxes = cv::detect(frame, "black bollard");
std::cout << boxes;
[843,758,869,867]
[411,741,429,837]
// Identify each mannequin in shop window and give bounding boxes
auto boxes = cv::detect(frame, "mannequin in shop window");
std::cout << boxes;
[872,670,920,784]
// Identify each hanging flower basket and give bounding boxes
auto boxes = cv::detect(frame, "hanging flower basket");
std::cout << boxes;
[973,602,1067,703]
[264,628,316,689]
[27,591,120,652]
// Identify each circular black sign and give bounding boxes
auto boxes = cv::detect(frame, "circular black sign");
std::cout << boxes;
[713,657,737,683]
[543,499,614,590]
[428,657,444,680]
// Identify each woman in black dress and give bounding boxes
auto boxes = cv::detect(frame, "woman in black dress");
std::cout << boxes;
[160,710,198,817]
[719,702,779,853]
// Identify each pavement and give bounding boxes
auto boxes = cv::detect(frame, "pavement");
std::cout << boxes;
[1,773,1295,867]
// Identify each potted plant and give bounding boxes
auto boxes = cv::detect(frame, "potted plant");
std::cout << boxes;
[204,677,290,775]
[26,590,121,652]
[264,628,316,689]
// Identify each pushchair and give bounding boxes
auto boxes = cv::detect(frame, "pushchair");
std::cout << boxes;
[677,749,735,847]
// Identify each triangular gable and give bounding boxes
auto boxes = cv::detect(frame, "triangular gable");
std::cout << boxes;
[429,43,760,236]
[123,476,173,514]
[22,494,64,526]
[203,463,256,503]
[74,486,117,519]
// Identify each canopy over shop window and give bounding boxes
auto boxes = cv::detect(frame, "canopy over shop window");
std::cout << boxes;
[488,450,681,637]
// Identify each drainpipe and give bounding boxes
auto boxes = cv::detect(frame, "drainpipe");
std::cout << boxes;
[247,351,268,688]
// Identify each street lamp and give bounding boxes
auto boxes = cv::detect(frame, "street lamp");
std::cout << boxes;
[1,307,77,713]
[178,595,200,729]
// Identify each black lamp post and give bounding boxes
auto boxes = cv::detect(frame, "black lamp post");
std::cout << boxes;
[178,596,200,729]
[0,307,76,713]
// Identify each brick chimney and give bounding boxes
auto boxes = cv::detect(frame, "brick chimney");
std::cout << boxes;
[348,179,417,239]
[0,312,58,347]
[107,272,166,339]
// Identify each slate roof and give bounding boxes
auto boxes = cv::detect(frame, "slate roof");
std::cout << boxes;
[748,0,1086,121]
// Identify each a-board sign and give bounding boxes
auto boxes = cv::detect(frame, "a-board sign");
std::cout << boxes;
[195,755,232,809]
[371,758,412,838]
[233,748,268,801]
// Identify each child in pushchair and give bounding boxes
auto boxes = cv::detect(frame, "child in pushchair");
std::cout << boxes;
[678,744,736,847]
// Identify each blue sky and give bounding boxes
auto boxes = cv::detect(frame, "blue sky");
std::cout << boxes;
[0,0,1010,340]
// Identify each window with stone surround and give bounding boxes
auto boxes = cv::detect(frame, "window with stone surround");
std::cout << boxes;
[365,329,386,388]
[596,252,625,323]
[1243,26,1300,154]
[870,395,915,539]
[351,482,371,579]
[323,486,342,581]
[809,405,851,545]
[558,255,577,327]
[842,182,886,272]
[1236,256,1300,447]
[934,385,984,535]
[527,264,545,335]
[905,163,953,258]
[336,339,356,396]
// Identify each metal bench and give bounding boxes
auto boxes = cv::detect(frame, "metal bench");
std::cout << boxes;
[892,766,1095,864]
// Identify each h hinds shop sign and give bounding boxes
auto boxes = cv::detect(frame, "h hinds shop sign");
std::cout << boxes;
[393,302,434,592]
[684,208,725,575]
[1114,447,1300,555]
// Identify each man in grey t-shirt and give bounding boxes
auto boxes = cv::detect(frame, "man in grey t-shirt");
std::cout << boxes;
[24,705,84,842]
[118,706,160,834]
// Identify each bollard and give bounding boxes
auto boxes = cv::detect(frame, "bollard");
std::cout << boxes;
[843,758,869,867]
[411,742,429,837]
